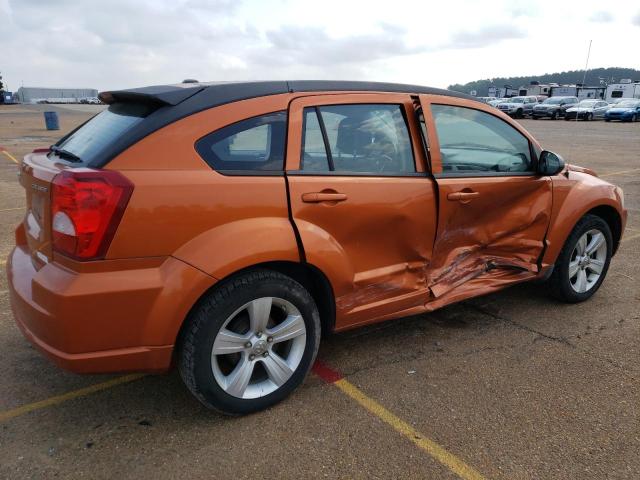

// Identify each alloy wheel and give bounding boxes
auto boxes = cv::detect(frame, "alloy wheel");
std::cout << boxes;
[568,229,607,293]
[211,297,307,399]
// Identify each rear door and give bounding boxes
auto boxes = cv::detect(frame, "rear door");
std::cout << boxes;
[418,95,552,304]
[286,94,437,329]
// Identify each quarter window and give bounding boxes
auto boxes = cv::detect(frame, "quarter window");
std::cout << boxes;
[196,111,286,172]
[431,105,533,175]
[301,104,415,174]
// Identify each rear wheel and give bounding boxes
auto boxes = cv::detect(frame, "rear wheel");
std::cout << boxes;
[547,215,612,303]
[179,269,321,415]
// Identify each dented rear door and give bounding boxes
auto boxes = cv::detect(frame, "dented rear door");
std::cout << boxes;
[418,95,552,309]
[286,94,437,330]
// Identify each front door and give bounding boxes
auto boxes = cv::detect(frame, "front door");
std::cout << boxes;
[418,95,552,306]
[286,94,438,329]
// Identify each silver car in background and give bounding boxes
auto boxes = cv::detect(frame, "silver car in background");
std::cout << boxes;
[564,100,610,121]
[497,96,538,117]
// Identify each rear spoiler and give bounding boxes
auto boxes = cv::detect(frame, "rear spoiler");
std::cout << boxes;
[98,84,206,106]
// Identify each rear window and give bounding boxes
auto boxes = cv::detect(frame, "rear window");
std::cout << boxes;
[54,102,156,164]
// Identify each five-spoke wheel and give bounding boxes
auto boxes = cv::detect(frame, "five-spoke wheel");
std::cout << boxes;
[547,214,612,303]
[179,270,320,415]
[211,297,307,399]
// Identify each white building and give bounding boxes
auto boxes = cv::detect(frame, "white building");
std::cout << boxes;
[605,80,640,101]
[14,87,98,104]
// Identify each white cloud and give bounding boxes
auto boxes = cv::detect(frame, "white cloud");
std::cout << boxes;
[589,11,613,23]
[1,0,639,92]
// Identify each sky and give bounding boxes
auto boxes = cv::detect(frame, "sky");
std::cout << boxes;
[1,0,639,92]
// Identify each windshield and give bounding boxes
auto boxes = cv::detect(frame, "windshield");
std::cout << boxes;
[508,98,525,103]
[54,102,157,164]
[577,100,598,107]
[543,98,564,104]
[616,100,640,108]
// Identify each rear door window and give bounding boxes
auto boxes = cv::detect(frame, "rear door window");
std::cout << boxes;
[301,104,415,174]
[196,111,286,172]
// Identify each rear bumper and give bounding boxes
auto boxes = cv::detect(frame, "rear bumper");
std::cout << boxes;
[7,246,213,373]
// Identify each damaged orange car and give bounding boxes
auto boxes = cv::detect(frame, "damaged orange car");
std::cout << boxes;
[7,81,627,414]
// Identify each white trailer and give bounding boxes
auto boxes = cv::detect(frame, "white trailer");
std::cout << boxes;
[605,80,640,101]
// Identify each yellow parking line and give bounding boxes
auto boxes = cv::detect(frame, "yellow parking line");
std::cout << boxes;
[335,379,486,480]
[1,150,19,164]
[0,207,23,212]
[0,374,145,423]
[600,168,640,178]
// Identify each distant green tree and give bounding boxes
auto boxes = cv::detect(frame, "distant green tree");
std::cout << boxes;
[448,67,640,96]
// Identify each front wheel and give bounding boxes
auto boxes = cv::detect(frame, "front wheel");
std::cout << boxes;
[179,269,321,415]
[547,215,612,303]
[586,113,593,121]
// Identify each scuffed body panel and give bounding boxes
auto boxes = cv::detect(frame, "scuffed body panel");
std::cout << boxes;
[423,176,552,310]
[287,175,437,329]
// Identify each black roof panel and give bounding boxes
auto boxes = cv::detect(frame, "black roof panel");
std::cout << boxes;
[92,80,474,168]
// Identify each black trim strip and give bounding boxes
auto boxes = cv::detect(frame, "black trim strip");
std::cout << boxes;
[314,107,334,171]
[286,170,428,178]
[216,170,284,177]
[434,171,538,178]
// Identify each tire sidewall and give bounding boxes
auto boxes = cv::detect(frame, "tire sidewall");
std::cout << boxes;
[554,216,613,302]
[188,272,320,414]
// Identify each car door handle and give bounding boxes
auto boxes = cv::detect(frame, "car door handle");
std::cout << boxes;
[301,192,348,203]
[447,191,479,203]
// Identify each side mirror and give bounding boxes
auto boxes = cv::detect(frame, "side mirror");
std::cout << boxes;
[538,151,565,176]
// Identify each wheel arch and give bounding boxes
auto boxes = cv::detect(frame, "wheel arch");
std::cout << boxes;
[587,205,622,255]
[174,260,336,357]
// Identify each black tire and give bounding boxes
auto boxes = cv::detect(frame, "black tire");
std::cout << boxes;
[586,113,593,121]
[517,109,523,118]
[547,214,612,303]
[179,269,321,415]
[633,114,638,122]
[551,112,557,120]
[605,118,611,122]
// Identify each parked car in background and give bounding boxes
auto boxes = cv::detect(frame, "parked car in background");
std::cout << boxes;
[497,96,538,117]
[477,96,498,104]
[487,98,505,107]
[7,80,627,415]
[604,99,640,122]
[564,100,610,121]
[532,96,579,120]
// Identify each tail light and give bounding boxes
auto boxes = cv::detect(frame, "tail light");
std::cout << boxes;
[51,169,133,260]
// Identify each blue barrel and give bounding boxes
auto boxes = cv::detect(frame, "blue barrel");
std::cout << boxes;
[44,111,60,130]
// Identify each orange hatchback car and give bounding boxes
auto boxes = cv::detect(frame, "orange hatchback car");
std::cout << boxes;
[7,81,626,414]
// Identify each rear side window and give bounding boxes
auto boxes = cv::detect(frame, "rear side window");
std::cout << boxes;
[196,111,286,172]
[55,102,156,164]
[432,104,533,175]
[301,104,415,174]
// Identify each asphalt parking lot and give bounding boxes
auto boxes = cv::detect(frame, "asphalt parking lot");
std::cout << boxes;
[1,105,638,479]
